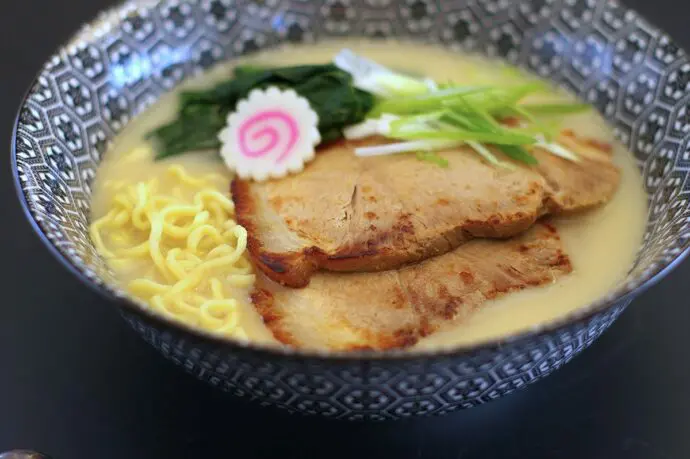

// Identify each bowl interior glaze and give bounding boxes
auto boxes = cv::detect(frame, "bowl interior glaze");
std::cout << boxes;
[12,0,690,357]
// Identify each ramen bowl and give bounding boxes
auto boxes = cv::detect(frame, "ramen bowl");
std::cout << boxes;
[12,0,690,420]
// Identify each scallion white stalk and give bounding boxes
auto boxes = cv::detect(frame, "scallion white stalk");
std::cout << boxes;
[355,140,462,157]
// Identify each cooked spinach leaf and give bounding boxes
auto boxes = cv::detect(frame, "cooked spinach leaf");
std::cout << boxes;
[148,64,375,159]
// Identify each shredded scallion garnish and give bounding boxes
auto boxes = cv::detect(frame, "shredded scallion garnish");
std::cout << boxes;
[354,140,461,157]
[334,50,592,166]
[416,151,449,168]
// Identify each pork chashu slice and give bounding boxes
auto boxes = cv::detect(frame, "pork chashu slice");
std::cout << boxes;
[253,222,571,351]
[233,131,618,287]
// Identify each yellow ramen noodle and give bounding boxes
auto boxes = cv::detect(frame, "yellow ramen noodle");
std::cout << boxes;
[90,164,254,339]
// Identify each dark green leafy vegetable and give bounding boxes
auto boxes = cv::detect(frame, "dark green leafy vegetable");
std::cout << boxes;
[148,64,375,159]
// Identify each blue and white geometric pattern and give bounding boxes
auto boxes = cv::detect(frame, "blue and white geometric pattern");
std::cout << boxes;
[12,0,690,419]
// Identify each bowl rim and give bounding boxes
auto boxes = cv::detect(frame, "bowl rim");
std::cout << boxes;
[11,0,690,363]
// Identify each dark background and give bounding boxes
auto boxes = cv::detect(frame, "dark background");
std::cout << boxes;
[1,1,689,458]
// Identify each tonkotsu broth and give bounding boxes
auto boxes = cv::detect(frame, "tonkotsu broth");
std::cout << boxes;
[91,41,647,350]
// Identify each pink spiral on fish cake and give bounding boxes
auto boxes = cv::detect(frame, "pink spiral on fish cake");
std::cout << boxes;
[237,110,299,164]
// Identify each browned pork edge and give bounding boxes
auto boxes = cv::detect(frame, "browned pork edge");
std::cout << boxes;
[231,144,543,288]
[250,222,572,351]
[233,178,322,287]
[234,179,541,288]
[232,131,617,288]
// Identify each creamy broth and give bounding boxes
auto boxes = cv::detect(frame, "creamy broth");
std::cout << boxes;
[91,41,647,349]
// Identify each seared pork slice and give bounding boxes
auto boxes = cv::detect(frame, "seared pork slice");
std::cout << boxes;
[253,222,571,351]
[233,131,617,287]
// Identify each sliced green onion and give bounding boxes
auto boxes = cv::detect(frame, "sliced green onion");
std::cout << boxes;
[354,140,462,157]
[344,119,384,139]
[335,51,591,167]
[423,78,439,91]
[453,83,545,113]
[536,141,580,162]
[389,127,537,145]
[416,151,449,168]
[467,141,514,170]
[387,111,447,134]
[372,73,430,97]
[460,105,503,131]
[334,49,431,98]
[496,145,538,165]
[344,114,400,139]
[370,87,491,116]
[506,105,537,124]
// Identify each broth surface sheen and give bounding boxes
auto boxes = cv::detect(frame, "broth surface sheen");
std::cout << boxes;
[91,41,647,350]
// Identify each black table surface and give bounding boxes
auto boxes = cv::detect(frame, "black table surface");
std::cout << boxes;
[2,1,690,458]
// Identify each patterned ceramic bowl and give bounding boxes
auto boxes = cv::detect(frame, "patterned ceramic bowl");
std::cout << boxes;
[12,0,690,420]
